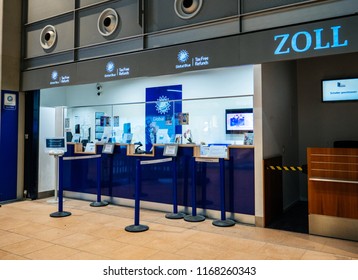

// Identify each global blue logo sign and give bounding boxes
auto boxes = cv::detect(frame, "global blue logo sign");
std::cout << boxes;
[176,50,191,69]
[177,50,189,63]
[104,60,130,78]
[106,61,115,73]
[175,49,209,69]
[51,71,58,81]
[156,96,171,114]
[104,61,116,78]
[50,70,70,85]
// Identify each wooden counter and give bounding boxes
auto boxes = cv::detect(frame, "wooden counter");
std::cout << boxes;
[307,147,358,241]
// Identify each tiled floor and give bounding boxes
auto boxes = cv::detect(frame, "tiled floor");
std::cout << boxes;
[0,198,357,260]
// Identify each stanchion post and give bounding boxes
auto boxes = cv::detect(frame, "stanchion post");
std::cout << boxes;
[212,158,235,227]
[50,156,71,218]
[90,156,109,207]
[165,158,186,219]
[184,158,205,222]
[125,159,149,232]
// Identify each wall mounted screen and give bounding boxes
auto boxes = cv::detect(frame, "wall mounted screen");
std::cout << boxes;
[322,78,358,102]
[225,108,253,134]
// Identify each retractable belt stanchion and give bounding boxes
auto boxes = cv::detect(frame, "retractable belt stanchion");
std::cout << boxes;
[184,158,205,222]
[212,158,235,227]
[125,159,149,232]
[47,152,64,204]
[50,155,71,218]
[165,158,186,219]
[90,155,109,207]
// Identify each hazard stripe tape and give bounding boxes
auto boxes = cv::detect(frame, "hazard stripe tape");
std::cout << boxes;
[267,165,303,171]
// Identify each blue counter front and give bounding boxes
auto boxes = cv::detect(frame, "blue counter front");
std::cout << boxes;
[62,144,255,216]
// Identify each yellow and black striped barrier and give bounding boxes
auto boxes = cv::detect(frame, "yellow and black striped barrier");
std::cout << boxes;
[266,165,307,174]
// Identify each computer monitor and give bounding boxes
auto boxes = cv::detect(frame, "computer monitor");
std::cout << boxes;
[66,131,73,142]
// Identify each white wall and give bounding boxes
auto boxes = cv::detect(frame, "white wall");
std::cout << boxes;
[297,53,358,199]
[40,86,67,107]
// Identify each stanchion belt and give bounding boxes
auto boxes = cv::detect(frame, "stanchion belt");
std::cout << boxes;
[63,155,101,161]
[140,157,173,165]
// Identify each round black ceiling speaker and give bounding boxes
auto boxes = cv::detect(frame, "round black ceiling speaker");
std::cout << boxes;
[97,8,119,37]
[40,25,57,50]
[174,0,203,19]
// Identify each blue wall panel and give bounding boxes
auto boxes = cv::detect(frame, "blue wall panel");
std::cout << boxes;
[0,90,18,202]
[62,144,255,215]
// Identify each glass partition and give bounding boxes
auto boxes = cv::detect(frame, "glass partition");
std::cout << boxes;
[64,95,253,150]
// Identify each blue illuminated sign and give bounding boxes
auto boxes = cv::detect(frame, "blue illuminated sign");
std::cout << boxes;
[49,69,70,85]
[175,49,210,69]
[274,25,348,55]
[104,60,130,78]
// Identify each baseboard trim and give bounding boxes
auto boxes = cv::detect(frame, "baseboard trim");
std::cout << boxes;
[38,190,54,199]
[309,214,358,241]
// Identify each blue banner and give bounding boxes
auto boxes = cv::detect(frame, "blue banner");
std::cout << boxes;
[145,85,182,151]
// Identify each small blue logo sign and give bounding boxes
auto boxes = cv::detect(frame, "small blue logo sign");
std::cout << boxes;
[106,61,115,73]
[51,71,58,81]
[177,50,189,63]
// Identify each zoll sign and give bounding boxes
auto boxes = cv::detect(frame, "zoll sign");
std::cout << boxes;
[274,25,348,55]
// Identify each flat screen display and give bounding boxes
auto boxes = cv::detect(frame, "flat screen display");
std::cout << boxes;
[322,78,358,102]
[45,137,67,153]
[226,108,254,134]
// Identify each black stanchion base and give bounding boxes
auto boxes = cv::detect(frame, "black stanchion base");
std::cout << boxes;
[50,211,72,218]
[90,201,109,207]
[212,219,236,227]
[125,224,149,232]
[165,212,186,219]
[184,215,206,222]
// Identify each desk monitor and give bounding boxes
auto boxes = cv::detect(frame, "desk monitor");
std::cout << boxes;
[102,143,115,154]
[66,131,73,142]
[163,144,178,157]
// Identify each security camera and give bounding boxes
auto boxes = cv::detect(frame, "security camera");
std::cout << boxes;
[96,83,102,96]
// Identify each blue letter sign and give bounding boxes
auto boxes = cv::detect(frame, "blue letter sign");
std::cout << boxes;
[274,25,348,55]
